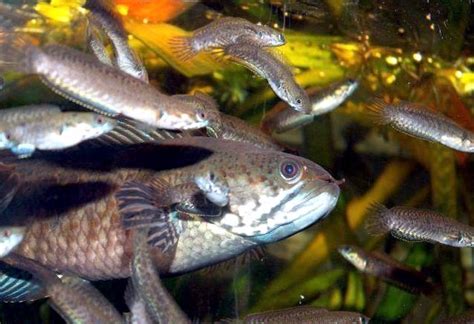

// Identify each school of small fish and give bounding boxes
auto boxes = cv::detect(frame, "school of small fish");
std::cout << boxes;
[0,0,471,323]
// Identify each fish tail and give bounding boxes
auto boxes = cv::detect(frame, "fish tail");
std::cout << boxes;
[366,98,391,125]
[168,36,196,61]
[365,202,392,235]
[0,30,38,74]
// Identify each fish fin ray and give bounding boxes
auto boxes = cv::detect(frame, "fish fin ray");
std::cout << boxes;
[116,180,181,251]
[169,36,196,61]
[364,202,391,236]
[0,30,36,73]
[366,98,391,125]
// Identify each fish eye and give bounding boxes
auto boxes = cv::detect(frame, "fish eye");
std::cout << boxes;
[280,160,301,182]
[96,116,104,124]
[197,109,207,120]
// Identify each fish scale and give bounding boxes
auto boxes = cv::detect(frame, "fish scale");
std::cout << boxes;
[3,138,339,280]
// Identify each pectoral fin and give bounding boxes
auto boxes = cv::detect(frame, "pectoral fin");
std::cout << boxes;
[176,194,223,217]
[115,180,182,252]
[194,172,229,207]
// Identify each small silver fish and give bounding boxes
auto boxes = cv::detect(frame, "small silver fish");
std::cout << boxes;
[243,306,369,324]
[0,112,116,157]
[173,92,283,150]
[262,78,359,134]
[224,42,310,113]
[0,104,62,125]
[338,245,435,294]
[0,226,24,257]
[367,98,474,152]
[86,0,149,82]
[169,16,285,61]
[366,203,474,248]
[0,31,209,130]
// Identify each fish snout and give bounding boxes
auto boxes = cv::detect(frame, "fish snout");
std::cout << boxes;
[278,33,286,45]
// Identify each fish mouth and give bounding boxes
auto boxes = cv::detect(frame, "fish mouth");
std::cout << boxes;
[250,180,340,243]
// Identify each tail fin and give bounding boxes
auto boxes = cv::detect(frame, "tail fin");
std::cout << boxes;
[169,36,196,61]
[364,202,392,235]
[366,98,391,125]
[0,30,36,74]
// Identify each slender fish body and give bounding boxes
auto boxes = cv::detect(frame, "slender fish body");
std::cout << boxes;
[3,253,124,323]
[225,42,310,113]
[86,0,149,82]
[262,78,359,134]
[169,17,285,61]
[131,228,190,323]
[0,112,116,157]
[0,32,209,130]
[0,105,62,125]
[242,306,369,324]
[366,203,474,247]
[124,281,154,324]
[173,92,282,150]
[206,111,283,150]
[2,138,340,280]
[338,245,435,294]
[367,99,474,152]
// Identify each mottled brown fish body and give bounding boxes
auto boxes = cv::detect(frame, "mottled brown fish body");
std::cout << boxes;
[9,138,339,280]
[15,169,140,280]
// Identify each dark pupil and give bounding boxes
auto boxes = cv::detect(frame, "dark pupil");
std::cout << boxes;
[283,163,297,178]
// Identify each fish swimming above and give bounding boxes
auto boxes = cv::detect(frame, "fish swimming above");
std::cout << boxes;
[262,78,359,134]
[173,92,283,150]
[338,245,436,295]
[241,306,369,324]
[169,16,286,61]
[224,42,311,113]
[3,253,124,323]
[0,108,116,158]
[0,31,209,130]
[367,98,474,152]
[366,203,474,248]
[0,137,340,281]
[85,0,149,82]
